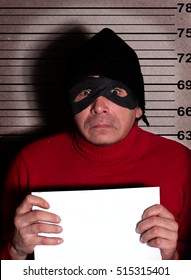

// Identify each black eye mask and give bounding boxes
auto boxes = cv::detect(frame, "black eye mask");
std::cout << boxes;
[68,76,139,115]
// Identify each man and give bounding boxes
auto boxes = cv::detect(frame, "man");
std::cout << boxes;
[1,28,191,260]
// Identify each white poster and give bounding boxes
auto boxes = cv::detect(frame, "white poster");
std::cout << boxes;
[33,187,161,260]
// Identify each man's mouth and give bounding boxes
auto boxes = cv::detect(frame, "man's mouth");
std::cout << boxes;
[91,123,112,128]
[85,116,117,130]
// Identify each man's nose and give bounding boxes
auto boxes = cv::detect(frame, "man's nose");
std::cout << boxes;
[90,96,109,115]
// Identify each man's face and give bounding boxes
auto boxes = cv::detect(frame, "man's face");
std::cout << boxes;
[74,97,142,146]
[70,76,143,146]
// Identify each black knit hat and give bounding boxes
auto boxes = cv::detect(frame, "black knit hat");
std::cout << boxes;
[66,28,149,125]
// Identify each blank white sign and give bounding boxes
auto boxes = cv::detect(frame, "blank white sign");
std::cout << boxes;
[32,187,161,260]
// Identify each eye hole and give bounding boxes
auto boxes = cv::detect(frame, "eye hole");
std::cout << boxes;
[74,89,92,102]
[111,88,128,97]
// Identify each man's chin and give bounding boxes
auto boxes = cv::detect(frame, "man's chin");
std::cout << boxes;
[86,131,120,146]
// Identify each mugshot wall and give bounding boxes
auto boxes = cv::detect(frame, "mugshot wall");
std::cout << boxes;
[0,0,190,193]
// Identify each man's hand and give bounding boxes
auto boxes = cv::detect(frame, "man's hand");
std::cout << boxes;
[10,194,63,260]
[136,204,178,260]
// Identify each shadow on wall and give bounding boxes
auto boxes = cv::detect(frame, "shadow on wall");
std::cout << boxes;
[32,26,90,132]
[0,26,90,194]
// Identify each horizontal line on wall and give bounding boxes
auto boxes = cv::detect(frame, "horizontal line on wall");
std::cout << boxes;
[142,65,175,67]
[0,50,176,53]
[0,57,177,60]
[0,108,177,111]
[0,75,175,78]
[147,116,175,118]
[0,82,177,86]
[145,109,177,111]
[157,134,177,136]
[0,7,177,10]
[0,32,177,35]
[0,39,176,42]
[145,90,175,92]
[0,115,176,118]
[0,99,176,102]
[0,14,176,17]
[0,23,175,26]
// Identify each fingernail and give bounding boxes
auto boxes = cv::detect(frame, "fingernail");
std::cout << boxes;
[135,227,140,234]
[57,216,61,222]
[57,238,63,244]
[58,226,63,233]
[45,202,50,208]
[140,237,145,243]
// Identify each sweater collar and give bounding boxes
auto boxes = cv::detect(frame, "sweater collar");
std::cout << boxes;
[71,123,138,165]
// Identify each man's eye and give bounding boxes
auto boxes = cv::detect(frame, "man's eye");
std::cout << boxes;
[74,89,92,102]
[111,88,128,97]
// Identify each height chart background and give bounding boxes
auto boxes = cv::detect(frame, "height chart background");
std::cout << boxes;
[0,0,190,187]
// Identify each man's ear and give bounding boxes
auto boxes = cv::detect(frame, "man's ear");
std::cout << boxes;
[135,107,143,119]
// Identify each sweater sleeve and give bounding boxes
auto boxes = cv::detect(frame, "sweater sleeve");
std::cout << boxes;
[0,153,29,260]
[176,149,191,260]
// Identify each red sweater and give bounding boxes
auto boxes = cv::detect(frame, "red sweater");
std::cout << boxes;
[1,124,191,259]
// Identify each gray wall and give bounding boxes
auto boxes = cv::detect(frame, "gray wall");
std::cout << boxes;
[0,0,190,186]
